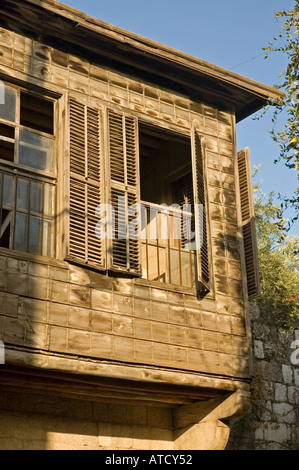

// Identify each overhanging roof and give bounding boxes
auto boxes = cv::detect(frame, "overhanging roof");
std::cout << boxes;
[0,0,285,122]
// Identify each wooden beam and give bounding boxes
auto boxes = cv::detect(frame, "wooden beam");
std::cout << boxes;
[0,0,285,122]
[0,365,228,406]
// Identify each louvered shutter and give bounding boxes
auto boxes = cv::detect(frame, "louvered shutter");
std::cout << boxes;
[237,148,260,299]
[107,110,141,275]
[67,98,105,268]
[191,128,210,296]
[174,173,195,248]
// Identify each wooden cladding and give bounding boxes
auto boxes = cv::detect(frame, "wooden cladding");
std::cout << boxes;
[237,148,260,299]
[68,99,105,268]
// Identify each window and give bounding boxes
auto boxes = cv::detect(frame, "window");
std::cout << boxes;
[68,100,210,295]
[0,82,56,257]
[139,123,196,288]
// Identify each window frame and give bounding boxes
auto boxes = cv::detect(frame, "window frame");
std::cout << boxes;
[0,80,58,259]
[66,98,212,296]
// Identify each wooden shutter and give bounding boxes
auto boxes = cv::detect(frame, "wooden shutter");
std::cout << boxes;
[174,173,195,248]
[68,98,105,268]
[107,109,141,275]
[191,128,210,296]
[237,148,260,299]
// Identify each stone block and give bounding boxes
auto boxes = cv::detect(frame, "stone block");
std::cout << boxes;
[91,289,112,311]
[90,272,113,291]
[113,294,133,315]
[272,403,296,424]
[133,284,150,299]
[151,301,169,321]
[185,308,202,328]
[134,297,151,319]
[152,322,169,343]
[202,311,217,330]
[49,303,69,327]
[90,333,113,357]
[28,263,48,278]
[3,317,25,345]
[170,346,187,365]
[90,311,112,333]
[282,364,293,384]
[68,329,90,353]
[168,305,185,325]
[28,275,48,300]
[68,306,90,329]
[169,324,186,346]
[70,285,91,308]
[69,265,90,286]
[97,422,112,448]
[49,266,69,282]
[134,318,152,340]
[263,423,288,443]
[113,315,133,336]
[274,383,287,402]
[254,340,264,359]
[134,339,153,363]
[25,322,47,349]
[18,297,47,324]
[287,386,299,404]
[5,294,18,317]
[7,272,27,296]
[50,280,69,304]
[132,426,151,450]
[49,326,67,352]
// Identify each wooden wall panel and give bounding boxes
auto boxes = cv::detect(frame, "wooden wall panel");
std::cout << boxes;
[0,26,250,380]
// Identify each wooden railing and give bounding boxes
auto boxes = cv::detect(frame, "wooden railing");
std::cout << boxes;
[140,201,196,288]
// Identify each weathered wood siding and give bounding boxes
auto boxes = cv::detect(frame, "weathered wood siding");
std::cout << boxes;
[0,27,250,379]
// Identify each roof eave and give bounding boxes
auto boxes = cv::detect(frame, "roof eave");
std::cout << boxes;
[0,0,286,120]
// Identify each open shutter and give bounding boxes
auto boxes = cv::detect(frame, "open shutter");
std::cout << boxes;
[67,98,105,269]
[107,109,141,275]
[191,128,210,296]
[237,148,260,299]
[174,173,195,249]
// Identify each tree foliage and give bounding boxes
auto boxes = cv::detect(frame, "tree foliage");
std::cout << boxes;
[263,2,299,223]
[253,171,299,329]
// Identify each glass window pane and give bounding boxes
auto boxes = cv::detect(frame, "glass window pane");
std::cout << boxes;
[19,130,54,173]
[0,125,15,162]
[29,216,42,255]
[30,181,42,214]
[0,209,11,248]
[43,184,54,217]
[43,220,53,257]
[0,84,16,123]
[14,213,28,252]
[17,179,29,211]
[20,92,54,135]
[0,124,15,139]
[2,174,13,207]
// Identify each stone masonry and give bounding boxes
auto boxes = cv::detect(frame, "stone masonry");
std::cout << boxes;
[228,302,299,450]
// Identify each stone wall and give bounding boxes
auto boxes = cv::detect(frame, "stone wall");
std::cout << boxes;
[227,302,299,450]
[0,391,173,450]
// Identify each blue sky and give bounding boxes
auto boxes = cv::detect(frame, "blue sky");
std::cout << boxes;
[64,0,297,232]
